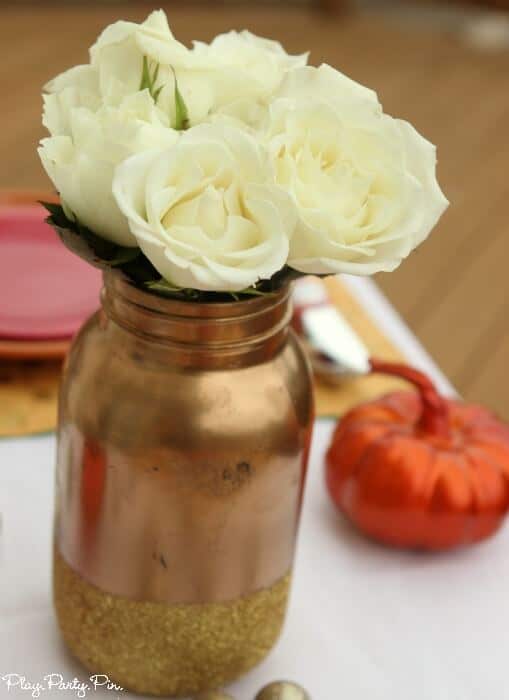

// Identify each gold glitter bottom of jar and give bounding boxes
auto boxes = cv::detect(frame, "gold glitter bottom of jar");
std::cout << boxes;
[53,550,291,697]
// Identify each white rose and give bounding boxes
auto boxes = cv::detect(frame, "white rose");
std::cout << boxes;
[113,125,296,291]
[39,91,177,246]
[266,64,449,275]
[42,12,184,136]
[90,10,215,126]
[192,31,308,127]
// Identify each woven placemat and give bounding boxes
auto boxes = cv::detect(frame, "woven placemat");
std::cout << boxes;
[314,278,408,418]
[0,278,409,438]
[0,360,61,437]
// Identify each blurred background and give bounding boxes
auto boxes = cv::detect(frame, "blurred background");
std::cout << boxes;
[1,0,508,417]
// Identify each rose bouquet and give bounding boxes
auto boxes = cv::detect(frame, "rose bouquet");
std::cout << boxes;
[39,10,448,299]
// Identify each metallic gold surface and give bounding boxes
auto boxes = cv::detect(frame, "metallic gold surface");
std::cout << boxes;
[53,271,314,694]
[255,681,310,700]
[54,549,290,697]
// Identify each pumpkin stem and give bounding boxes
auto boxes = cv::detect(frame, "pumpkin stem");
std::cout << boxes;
[369,358,450,438]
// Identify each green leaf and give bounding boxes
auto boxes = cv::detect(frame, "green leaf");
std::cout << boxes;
[259,266,303,292]
[144,278,288,303]
[152,62,160,85]
[171,67,190,131]
[41,205,303,303]
[146,279,184,295]
[40,201,69,228]
[140,55,165,105]
[145,279,200,300]
[120,254,160,284]
[140,57,190,125]
[236,286,266,297]
[43,202,141,270]
[139,55,152,92]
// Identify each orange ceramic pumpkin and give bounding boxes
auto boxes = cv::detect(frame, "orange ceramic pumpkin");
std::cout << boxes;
[326,359,509,550]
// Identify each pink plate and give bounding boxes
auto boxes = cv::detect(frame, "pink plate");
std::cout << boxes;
[0,203,102,340]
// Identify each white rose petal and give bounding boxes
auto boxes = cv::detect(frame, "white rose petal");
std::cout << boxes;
[193,30,308,128]
[277,63,380,111]
[194,30,307,98]
[266,64,448,275]
[42,65,101,137]
[113,124,296,291]
[39,93,178,246]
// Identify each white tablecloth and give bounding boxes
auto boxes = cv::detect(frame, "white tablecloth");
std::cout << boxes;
[4,279,508,700]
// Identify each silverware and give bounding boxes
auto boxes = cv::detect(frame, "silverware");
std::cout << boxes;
[292,277,370,382]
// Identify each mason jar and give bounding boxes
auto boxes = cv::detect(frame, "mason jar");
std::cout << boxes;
[53,270,314,697]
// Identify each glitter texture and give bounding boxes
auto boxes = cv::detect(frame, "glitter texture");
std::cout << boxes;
[54,550,291,697]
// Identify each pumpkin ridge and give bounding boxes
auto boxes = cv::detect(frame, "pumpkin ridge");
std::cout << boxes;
[343,432,420,509]
[418,441,442,507]
[338,432,397,516]
[347,430,404,483]
[458,450,481,515]
[465,444,509,509]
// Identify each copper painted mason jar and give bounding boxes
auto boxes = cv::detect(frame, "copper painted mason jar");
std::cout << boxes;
[53,271,314,697]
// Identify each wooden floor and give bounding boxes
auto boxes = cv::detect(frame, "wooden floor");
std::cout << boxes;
[1,3,508,417]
